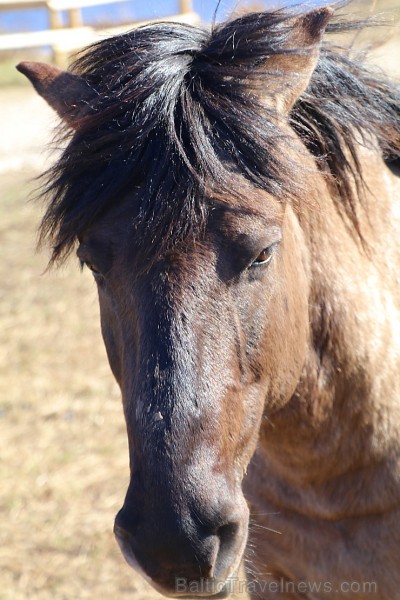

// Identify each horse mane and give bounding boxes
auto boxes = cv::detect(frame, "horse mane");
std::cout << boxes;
[39,7,400,263]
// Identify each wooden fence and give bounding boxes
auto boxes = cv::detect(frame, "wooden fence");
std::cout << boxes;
[0,0,200,63]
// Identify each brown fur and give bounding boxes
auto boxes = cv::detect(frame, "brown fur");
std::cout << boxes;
[245,145,400,598]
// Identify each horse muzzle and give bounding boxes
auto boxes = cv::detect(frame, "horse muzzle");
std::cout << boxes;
[113,498,249,598]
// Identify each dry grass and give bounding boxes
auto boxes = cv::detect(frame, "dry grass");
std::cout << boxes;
[0,173,162,599]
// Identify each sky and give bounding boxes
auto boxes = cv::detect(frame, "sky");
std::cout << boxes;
[0,0,279,33]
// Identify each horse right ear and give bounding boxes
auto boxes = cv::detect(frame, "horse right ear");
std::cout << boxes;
[16,61,95,128]
[253,7,334,114]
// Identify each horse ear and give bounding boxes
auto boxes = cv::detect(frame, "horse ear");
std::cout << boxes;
[16,61,94,128]
[256,7,334,114]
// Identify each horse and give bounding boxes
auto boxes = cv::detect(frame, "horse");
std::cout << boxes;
[17,4,400,598]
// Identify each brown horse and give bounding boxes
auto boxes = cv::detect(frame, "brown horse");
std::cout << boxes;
[18,5,400,599]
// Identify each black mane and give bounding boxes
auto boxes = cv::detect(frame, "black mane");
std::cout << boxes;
[40,7,400,263]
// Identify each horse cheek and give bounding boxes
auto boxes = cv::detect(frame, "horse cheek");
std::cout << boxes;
[263,213,310,412]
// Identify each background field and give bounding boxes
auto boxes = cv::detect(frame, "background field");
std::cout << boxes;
[1,5,400,600]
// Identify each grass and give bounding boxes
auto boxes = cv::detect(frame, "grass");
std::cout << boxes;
[0,173,162,599]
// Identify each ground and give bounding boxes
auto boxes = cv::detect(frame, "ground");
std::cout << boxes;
[0,28,399,600]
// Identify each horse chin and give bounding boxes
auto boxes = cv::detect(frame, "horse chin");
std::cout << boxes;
[114,524,245,598]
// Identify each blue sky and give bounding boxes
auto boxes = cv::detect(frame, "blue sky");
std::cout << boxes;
[0,0,328,33]
[0,1,279,33]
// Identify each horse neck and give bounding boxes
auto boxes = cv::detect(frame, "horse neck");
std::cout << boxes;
[251,144,400,519]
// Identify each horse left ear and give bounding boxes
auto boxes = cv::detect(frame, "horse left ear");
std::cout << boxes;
[16,61,95,128]
[257,7,334,114]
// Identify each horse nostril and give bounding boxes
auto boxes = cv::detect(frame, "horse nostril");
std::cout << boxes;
[213,522,240,579]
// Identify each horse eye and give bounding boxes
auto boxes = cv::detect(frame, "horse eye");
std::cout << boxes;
[251,247,274,267]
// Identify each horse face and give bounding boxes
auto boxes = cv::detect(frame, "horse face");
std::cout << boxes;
[77,186,310,597]
[18,8,331,595]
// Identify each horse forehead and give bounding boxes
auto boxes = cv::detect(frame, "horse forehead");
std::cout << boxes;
[88,186,284,243]
[208,200,285,237]
[79,182,286,288]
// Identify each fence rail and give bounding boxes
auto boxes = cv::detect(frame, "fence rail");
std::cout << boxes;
[0,0,200,62]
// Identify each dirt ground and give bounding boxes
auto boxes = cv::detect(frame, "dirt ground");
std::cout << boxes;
[1,28,399,600]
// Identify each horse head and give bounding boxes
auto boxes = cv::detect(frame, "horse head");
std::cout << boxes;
[19,7,334,597]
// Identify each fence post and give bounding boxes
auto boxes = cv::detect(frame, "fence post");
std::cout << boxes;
[179,0,192,13]
[68,7,83,27]
[49,6,62,28]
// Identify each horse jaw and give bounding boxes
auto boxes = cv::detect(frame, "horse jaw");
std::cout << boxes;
[16,61,94,128]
